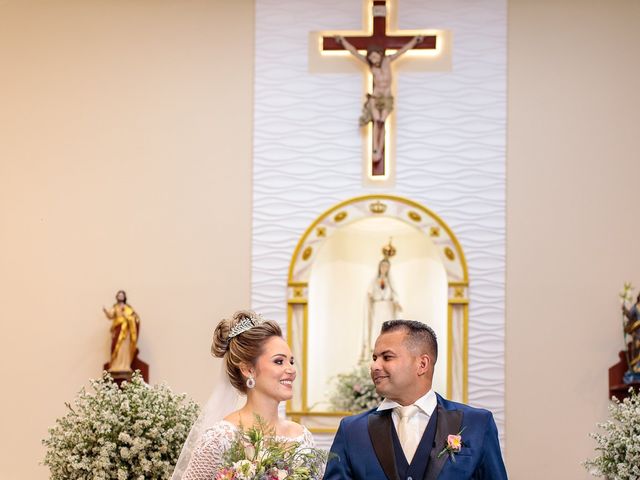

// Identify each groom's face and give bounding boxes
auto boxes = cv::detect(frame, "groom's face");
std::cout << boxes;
[370,330,422,404]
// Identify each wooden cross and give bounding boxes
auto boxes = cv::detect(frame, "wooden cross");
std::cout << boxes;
[322,0,437,177]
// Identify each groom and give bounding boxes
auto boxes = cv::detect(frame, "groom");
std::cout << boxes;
[324,320,507,480]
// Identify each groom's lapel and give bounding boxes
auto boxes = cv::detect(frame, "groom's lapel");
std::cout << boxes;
[424,405,463,480]
[368,411,400,480]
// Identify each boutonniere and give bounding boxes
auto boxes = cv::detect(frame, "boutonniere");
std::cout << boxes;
[437,427,466,462]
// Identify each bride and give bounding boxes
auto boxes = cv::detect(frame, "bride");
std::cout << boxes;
[172,310,317,479]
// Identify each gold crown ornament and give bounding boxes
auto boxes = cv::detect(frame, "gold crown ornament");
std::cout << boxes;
[382,239,396,260]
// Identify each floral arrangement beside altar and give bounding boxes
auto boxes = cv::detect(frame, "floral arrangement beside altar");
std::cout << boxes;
[584,388,640,479]
[43,371,199,479]
[328,361,382,413]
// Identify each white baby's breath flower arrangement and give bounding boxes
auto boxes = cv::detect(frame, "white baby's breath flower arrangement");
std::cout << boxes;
[328,360,382,413]
[584,388,640,479]
[43,371,199,480]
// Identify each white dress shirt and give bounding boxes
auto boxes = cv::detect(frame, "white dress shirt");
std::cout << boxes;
[376,389,438,447]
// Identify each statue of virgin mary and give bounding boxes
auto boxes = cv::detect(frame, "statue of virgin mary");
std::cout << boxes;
[361,240,402,360]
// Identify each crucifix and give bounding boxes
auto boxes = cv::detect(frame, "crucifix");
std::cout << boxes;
[320,0,439,178]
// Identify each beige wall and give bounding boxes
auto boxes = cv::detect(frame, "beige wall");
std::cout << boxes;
[507,0,640,478]
[2,0,640,479]
[0,1,254,478]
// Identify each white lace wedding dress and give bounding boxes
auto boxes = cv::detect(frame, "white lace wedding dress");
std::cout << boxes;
[181,420,316,480]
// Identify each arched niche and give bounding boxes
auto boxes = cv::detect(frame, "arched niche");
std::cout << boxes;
[286,195,469,432]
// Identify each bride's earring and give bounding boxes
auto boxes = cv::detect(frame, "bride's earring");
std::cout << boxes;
[246,375,255,389]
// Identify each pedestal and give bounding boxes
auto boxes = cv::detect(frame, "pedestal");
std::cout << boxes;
[608,350,640,401]
[103,350,149,387]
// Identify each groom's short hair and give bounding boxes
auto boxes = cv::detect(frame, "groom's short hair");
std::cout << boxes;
[381,320,438,363]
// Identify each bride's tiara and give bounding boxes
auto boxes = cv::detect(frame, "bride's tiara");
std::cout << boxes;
[228,312,263,339]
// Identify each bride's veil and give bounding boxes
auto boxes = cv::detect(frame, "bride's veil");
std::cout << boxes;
[171,358,243,480]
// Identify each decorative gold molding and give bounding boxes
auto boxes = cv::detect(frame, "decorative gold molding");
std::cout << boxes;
[286,303,294,414]
[302,304,309,410]
[309,427,345,434]
[448,298,469,305]
[444,246,455,261]
[369,200,387,214]
[408,211,421,222]
[287,298,308,305]
[286,194,470,431]
[302,246,313,261]
[446,303,453,400]
[287,410,352,417]
[463,305,469,404]
[334,211,348,222]
[287,194,469,283]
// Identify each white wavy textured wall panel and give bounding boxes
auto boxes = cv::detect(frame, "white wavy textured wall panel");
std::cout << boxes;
[253,0,506,448]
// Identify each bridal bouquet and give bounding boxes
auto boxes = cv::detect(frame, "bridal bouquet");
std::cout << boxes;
[215,418,327,480]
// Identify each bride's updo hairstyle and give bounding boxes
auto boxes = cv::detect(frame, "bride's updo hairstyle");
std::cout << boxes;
[211,310,283,393]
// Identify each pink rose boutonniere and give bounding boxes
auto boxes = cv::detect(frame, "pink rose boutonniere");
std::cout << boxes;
[437,427,466,462]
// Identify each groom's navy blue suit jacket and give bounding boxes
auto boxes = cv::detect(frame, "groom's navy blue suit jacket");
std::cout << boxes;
[323,393,507,480]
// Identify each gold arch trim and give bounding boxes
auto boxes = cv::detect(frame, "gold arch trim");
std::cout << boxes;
[288,194,468,282]
[286,194,469,432]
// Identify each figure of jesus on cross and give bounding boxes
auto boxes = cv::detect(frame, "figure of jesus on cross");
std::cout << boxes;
[335,34,424,165]
[318,0,441,178]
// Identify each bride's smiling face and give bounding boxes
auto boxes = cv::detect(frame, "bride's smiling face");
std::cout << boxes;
[252,336,296,401]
